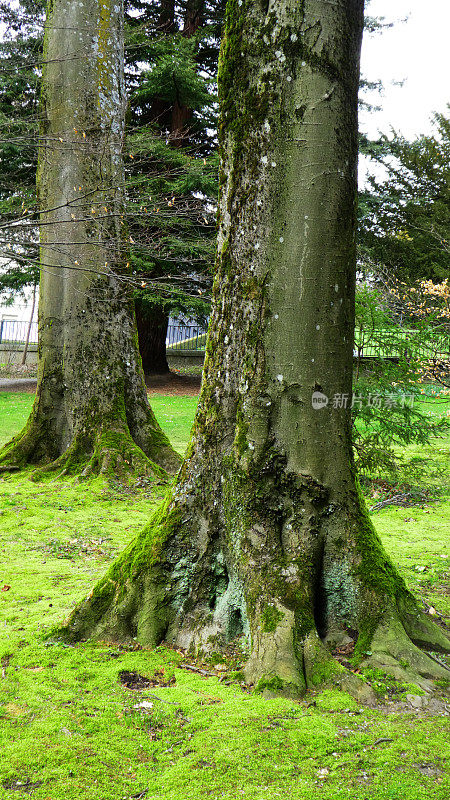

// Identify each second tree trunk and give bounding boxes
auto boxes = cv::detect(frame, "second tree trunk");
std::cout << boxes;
[0,0,180,477]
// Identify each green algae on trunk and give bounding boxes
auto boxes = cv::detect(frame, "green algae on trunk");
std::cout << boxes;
[0,0,181,478]
[57,0,450,696]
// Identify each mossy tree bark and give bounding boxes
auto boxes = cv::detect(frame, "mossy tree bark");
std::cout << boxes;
[61,0,450,695]
[0,0,181,478]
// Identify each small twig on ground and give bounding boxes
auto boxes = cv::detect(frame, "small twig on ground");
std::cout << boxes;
[369,492,439,512]
[178,663,217,677]
[146,693,179,705]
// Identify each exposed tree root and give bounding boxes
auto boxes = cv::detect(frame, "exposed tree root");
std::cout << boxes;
[0,408,181,482]
[362,610,450,690]
[244,605,307,697]
[0,417,58,472]
[398,596,450,654]
[62,566,450,703]
[0,356,182,480]
[30,427,173,482]
[244,622,376,702]
[54,492,450,704]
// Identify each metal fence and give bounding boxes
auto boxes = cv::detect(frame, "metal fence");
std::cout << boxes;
[1,319,448,363]
[353,329,450,362]
[166,323,207,351]
[0,319,38,345]
[0,319,207,350]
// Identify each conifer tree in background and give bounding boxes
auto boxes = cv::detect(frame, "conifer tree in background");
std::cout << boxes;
[124,0,223,374]
[0,0,42,297]
[358,110,450,283]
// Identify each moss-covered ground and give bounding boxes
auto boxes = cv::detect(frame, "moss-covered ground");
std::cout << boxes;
[0,391,449,799]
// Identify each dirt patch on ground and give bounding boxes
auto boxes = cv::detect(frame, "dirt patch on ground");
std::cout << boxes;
[0,378,37,393]
[119,669,176,689]
[2,778,43,793]
[145,371,201,396]
[0,371,202,396]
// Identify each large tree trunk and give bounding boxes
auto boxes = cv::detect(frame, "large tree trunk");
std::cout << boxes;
[135,304,170,376]
[0,0,181,478]
[60,0,450,695]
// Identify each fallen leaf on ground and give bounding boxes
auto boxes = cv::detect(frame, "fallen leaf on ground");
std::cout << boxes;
[197,695,223,705]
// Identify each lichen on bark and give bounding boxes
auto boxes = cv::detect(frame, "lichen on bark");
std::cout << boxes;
[0,0,181,479]
[55,0,450,698]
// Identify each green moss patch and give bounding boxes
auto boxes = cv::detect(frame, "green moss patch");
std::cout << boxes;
[314,689,358,712]
[1,393,450,798]
[261,603,285,633]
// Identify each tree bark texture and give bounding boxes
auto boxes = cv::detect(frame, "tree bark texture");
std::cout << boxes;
[170,0,204,147]
[60,0,450,695]
[0,0,181,477]
[135,303,170,376]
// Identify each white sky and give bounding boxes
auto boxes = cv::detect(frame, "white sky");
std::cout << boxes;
[360,0,450,140]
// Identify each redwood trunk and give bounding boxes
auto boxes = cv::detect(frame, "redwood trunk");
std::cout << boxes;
[136,305,170,376]
[61,0,450,695]
[148,0,176,129]
[171,0,204,146]
[0,0,180,477]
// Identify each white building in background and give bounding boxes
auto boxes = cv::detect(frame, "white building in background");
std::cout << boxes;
[0,287,38,346]
[0,288,38,323]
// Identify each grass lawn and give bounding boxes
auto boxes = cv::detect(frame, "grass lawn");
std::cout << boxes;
[0,391,449,800]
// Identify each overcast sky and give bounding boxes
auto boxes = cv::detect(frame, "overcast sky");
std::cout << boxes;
[360,0,450,141]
